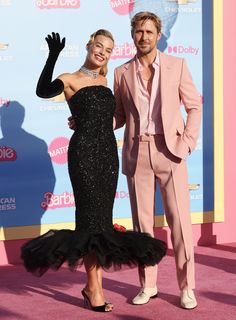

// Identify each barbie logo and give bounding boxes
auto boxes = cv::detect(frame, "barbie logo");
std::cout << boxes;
[48,137,69,164]
[111,43,136,59]
[109,0,135,15]
[36,0,80,9]
[41,191,75,209]
[0,146,17,161]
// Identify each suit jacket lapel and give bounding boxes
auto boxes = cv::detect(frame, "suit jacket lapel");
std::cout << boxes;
[123,52,172,113]
[159,51,172,108]
[123,58,140,113]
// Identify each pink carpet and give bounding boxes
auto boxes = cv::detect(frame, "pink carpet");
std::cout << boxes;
[0,243,235,320]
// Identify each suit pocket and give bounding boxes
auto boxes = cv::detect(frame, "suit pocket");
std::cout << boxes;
[176,127,183,135]
[176,120,185,135]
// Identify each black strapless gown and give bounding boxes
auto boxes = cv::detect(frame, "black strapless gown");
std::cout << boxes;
[21,86,166,276]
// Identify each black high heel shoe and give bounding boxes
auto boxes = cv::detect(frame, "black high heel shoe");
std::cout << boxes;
[81,289,113,312]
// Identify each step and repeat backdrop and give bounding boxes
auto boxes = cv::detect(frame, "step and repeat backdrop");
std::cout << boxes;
[0,0,215,239]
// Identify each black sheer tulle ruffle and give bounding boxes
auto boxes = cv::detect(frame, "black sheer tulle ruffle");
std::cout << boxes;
[21,229,167,277]
[22,86,167,277]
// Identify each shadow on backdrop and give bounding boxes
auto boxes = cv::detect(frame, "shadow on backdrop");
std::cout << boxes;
[0,101,56,263]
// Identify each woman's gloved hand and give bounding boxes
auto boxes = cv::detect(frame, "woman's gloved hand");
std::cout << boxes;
[36,32,65,98]
[45,32,65,58]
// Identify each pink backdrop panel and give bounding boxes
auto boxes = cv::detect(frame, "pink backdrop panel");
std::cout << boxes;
[1,0,236,265]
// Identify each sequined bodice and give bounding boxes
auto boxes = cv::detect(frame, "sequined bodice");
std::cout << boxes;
[67,85,119,233]
[68,85,115,138]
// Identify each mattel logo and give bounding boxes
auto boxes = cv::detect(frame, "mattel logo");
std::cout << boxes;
[110,0,135,15]
[48,137,69,164]
[0,146,17,161]
[111,43,136,59]
[41,191,75,209]
[168,45,199,55]
[36,0,80,9]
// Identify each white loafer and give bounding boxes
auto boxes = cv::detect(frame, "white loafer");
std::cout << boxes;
[132,287,158,305]
[180,289,197,309]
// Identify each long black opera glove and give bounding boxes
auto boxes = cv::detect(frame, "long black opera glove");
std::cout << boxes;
[36,32,65,98]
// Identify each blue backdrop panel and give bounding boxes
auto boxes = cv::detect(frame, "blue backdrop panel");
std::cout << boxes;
[0,0,213,230]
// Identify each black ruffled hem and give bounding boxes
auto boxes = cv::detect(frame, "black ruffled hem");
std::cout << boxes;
[21,229,167,277]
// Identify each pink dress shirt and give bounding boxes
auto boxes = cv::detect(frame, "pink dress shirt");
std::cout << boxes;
[135,52,164,135]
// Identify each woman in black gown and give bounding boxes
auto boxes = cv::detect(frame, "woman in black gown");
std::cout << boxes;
[21,30,166,312]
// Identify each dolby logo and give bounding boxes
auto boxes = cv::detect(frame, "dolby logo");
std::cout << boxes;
[168,45,199,55]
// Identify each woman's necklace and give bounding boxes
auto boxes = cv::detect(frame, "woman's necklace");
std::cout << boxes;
[79,66,99,79]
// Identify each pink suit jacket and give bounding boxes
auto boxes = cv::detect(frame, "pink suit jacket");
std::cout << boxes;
[113,51,202,177]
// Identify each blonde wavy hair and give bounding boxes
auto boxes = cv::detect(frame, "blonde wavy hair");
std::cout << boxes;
[86,29,114,77]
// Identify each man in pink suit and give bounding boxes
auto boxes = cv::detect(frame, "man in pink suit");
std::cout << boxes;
[113,11,202,309]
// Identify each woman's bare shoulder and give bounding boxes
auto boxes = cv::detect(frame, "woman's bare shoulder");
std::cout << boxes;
[57,72,74,81]
[57,72,81,89]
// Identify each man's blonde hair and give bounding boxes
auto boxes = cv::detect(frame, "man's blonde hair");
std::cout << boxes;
[131,11,162,37]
